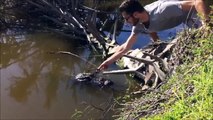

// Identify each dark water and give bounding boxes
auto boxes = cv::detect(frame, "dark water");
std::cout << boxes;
[0,29,132,120]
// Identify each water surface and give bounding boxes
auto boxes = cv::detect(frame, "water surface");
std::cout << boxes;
[0,29,130,119]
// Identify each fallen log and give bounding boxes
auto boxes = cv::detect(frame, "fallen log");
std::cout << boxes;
[104,38,179,89]
[26,0,117,55]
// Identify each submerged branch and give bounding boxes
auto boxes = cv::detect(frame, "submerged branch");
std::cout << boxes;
[48,51,97,68]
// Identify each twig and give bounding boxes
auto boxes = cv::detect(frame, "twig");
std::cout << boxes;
[48,51,97,68]
[123,54,166,81]
[143,52,169,72]
[123,54,154,65]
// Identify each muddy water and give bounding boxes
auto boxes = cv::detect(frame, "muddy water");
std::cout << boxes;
[0,29,131,120]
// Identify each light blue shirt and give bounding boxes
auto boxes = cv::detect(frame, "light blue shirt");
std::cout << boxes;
[132,1,192,34]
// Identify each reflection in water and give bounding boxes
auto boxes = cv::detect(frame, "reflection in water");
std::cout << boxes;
[44,64,62,109]
[9,63,42,103]
[1,30,80,102]
[0,29,128,119]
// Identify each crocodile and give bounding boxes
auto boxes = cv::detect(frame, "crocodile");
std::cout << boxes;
[74,72,113,88]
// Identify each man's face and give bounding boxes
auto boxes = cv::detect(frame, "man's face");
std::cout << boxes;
[122,11,139,26]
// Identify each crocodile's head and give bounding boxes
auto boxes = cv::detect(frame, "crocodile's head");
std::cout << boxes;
[74,72,113,87]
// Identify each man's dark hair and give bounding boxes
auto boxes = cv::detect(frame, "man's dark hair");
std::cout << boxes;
[119,0,145,15]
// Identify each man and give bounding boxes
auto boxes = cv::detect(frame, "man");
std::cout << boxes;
[98,0,210,70]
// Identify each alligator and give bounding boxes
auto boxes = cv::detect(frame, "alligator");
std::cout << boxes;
[73,72,113,88]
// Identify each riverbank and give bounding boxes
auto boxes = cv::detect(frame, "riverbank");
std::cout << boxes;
[116,25,213,119]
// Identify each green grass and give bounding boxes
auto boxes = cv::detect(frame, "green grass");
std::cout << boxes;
[115,27,213,120]
[147,62,213,120]
[142,29,213,120]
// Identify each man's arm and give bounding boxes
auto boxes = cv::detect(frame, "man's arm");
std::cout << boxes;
[149,32,159,42]
[98,33,138,70]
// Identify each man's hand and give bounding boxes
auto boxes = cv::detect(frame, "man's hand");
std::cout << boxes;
[149,32,160,42]
[97,61,109,71]
[98,33,138,71]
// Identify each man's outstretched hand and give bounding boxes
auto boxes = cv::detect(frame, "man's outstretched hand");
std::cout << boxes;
[97,61,109,71]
